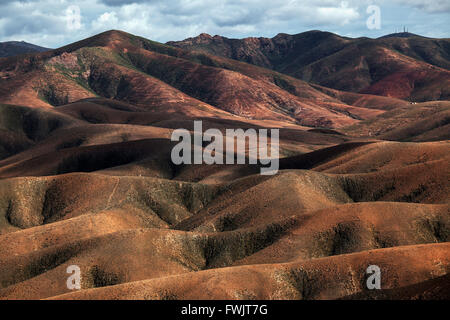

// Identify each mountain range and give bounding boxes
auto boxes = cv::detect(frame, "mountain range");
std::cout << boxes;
[168,30,450,101]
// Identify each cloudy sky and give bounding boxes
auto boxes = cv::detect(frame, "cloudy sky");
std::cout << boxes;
[0,0,449,48]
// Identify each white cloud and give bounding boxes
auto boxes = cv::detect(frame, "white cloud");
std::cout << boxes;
[93,11,118,29]
[316,2,360,25]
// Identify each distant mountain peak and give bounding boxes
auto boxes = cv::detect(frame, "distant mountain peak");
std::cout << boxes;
[199,33,213,38]
[0,41,49,58]
[379,32,423,39]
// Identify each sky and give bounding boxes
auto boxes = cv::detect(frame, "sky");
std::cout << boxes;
[0,0,449,48]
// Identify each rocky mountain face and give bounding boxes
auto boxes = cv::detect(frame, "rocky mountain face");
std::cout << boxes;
[169,31,450,101]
